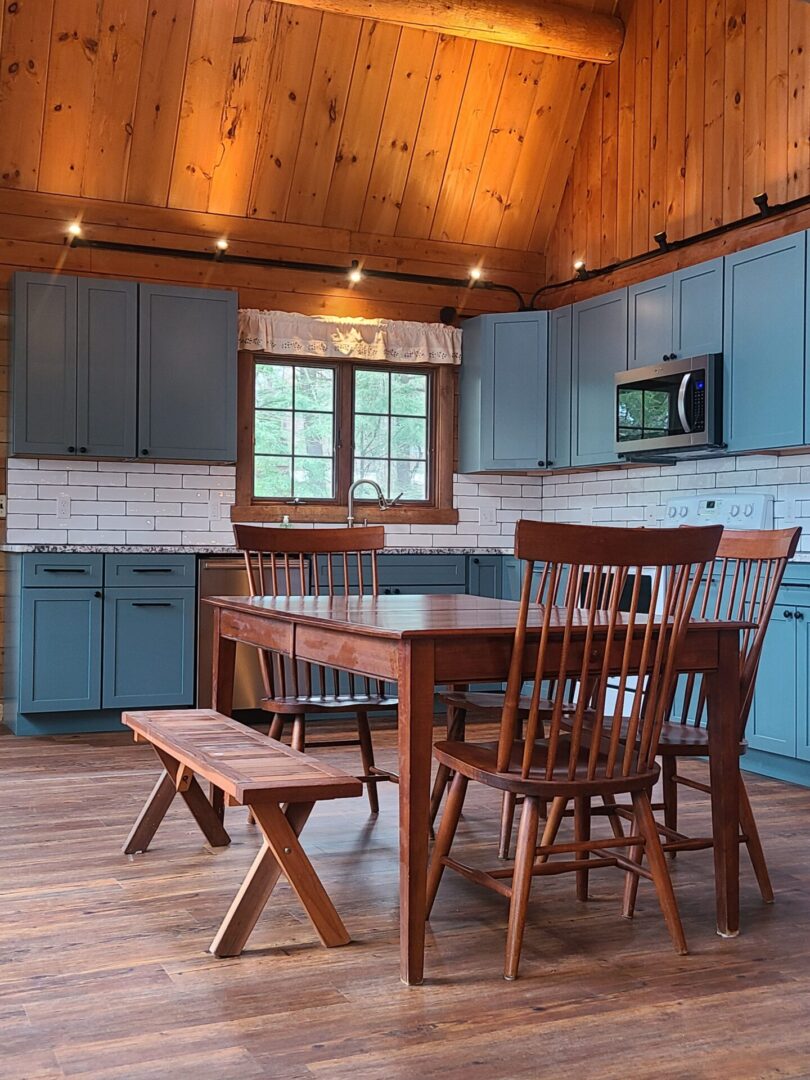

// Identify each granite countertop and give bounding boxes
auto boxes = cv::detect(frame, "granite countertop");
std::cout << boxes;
[0,544,513,556]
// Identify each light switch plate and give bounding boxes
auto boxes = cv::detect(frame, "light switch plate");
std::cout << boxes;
[0,494,6,518]
[56,491,71,522]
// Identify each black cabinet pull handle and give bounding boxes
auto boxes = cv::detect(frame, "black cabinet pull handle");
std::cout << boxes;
[784,609,795,619]
[130,567,174,574]
[42,567,87,574]
[79,446,87,454]
[132,601,173,608]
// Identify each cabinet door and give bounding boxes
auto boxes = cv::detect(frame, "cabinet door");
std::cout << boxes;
[571,289,628,466]
[76,279,137,458]
[102,589,196,709]
[467,556,502,598]
[796,609,810,762]
[672,258,723,357]
[12,272,78,456]
[628,274,673,368]
[486,314,549,470]
[138,284,237,461]
[19,588,102,712]
[724,234,806,452]
[547,306,572,470]
[748,607,797,756]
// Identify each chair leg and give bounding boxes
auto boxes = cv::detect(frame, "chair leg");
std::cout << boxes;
[504,796,541,981]
[602,793,626,840]
[622,805,643,919]
[574,796,590,901]
[268,713,285,741]
[662,755,678,858]
[632,789,687,955]
[291,715,306,753]
[429,706,466,829]
[535,796,568,863]
[427,771,469,916]
[355,710,379,815]
[498,794,518,860]
[739,779,774,904]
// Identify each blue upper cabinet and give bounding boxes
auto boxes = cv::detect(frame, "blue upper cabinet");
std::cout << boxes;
[76,279,138,458]
[138,284,238,462]
[571,289,628,466]
[12,272,78,456]
[458,311,549,472]
[672,258,723,357]
[547,306,572,470]
[628,273,674,368]
[724,233,806,452]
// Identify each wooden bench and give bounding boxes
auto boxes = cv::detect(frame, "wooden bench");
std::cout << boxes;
[122,708,362,957]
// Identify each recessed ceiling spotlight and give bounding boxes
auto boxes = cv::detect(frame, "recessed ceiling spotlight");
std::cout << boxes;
[215,237,229,251]
[469,267,483,281]
[348,260,363,284]
[67,222,82,237]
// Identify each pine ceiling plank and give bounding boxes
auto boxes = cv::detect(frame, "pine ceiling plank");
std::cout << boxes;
[584,64,603,263]
[765,0,790,205]
[598,58,618,264]
[285,13,363,225]
[248,6,322,222]
[359,27,436,236]
[463,49,546,248]
[81,0,150,201]
[742,0,766,209]
[528,59,600,251]
[126,0,194,207]
[701,0,725,229]
[682,0,705,238]
[630,0,651,253]
[429,41,509,244]
[167,0,240,211]
[648,0,669,239]
[207,0,284,216]
[787,0,809,201]
[0,0,54,192]
[395,34,475,240]
[323,20,401,231]
[38,0,104,196]
[665,0,687,243]
[722,0,746,222]
[496,54,572,251]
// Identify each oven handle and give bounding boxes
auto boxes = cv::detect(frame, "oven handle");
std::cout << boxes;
[677,372,692,433]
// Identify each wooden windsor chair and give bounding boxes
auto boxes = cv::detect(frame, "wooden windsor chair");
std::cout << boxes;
[615,525,801,915]
[233,524,398,813]
[426,519,722,980]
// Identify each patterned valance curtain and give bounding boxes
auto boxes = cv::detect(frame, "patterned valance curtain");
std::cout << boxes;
[238,309,462,366]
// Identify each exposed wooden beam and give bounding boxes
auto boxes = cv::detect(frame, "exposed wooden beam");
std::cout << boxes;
[277,1,624,64]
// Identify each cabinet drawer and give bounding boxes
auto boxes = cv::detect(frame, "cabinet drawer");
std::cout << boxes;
[104,554,196,587]
[22,553,103,588]
[377,555,467,589]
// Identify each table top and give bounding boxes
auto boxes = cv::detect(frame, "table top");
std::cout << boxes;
[204,593,753,640]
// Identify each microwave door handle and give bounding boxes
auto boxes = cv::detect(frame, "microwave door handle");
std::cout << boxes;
[677,372,693,433]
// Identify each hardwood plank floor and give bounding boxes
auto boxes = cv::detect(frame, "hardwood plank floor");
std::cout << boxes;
[2,721,810,1079]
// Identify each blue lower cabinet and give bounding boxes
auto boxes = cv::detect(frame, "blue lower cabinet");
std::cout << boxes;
[748,606,798,757]
[467,556,502,598]
[20,588,103,713]
[102,589,196,709]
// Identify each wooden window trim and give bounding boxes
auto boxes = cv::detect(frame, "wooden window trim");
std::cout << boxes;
[233,351,458,525]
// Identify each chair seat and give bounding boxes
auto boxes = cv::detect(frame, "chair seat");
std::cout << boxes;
[434,739,659,798]
[262,694,398,716]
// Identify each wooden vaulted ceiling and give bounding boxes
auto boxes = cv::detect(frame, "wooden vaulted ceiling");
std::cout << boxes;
[0,0,616,256]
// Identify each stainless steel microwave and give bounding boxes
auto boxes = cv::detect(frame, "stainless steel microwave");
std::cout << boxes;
[614,354,723,457]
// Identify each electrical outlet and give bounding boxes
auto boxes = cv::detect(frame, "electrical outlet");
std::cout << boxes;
[56,491,71,522]
[0,495,6,519]
[209,489,229,522]
[479,501,497,526]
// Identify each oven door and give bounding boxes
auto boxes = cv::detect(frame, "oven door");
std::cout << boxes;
[615,355,720,454]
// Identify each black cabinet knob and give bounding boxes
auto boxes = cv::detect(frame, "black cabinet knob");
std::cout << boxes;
[67,445,76,453]
[79,446,87,454]
[94,591,102,599]
[141,448,149,456]
[784,609,795,619]
[473,557,480,564]
[797,611,805,621]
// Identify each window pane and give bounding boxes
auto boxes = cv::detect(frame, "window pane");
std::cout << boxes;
[391,372,427,417]
[255,456,292,498]
[354,413,389,459]
[295,366,334,412]
[354,369,389,414]
[391,416,426,460]
[294,458,333,499]
[255,410,292,456]
[353,457,389,496]
[391,460,427,501]
[256,364,292,409]
[294,411,333,457]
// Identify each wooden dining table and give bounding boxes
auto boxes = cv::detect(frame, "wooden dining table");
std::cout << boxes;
[204,592,746,986]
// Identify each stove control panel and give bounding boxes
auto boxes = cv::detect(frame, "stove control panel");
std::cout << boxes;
[664,492,774,530]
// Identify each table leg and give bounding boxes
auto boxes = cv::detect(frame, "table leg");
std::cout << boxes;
[211,606,237,822]
[706,626,741,938]
[398,638,436,985]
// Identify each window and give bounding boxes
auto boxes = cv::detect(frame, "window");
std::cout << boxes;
[235,355,456,524]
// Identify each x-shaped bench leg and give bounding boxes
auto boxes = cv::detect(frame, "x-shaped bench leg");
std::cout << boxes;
[210,800,351,957]
[123,746,231,854]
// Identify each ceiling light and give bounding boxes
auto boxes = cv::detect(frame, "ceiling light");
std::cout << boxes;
[653,230,669,251]
[469,267,482,281]
[215,237,229,252]
[573,259,588,281]
[348,260,363,284]
[67,222,82,237]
